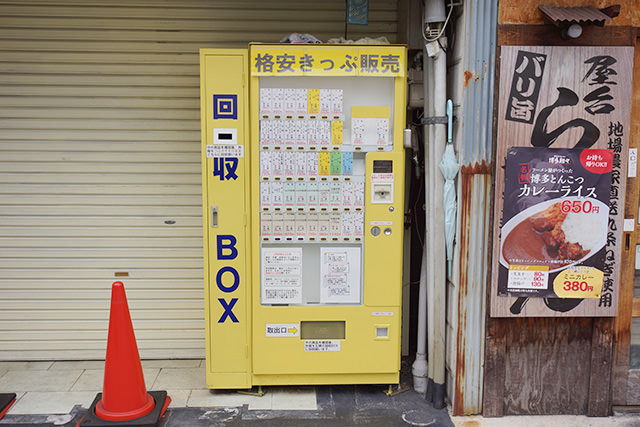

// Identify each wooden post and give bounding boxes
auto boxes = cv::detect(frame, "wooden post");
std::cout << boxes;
[588,317,615,416]
[483,317,506,417]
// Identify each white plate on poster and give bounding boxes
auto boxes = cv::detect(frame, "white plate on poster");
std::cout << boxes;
[499,196,608,274]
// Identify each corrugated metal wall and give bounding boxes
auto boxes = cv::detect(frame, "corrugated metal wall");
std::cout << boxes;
[448,0,497,415]
[0,0,398,360]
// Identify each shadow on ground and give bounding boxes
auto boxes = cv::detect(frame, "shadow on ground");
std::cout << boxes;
[164,384,453,427]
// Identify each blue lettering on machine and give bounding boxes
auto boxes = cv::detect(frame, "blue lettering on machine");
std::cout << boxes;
[216,235,240,323]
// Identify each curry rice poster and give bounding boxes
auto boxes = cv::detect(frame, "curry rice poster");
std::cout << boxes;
[498,147,612,304]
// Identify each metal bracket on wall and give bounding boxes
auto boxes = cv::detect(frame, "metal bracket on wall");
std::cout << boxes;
[421,116,448,125]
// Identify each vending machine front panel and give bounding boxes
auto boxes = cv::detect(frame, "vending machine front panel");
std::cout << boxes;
[202,44,406,388]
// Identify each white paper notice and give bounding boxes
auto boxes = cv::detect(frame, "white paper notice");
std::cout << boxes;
[206,145,244,158]
[320,247,361,303]
[262,247,303,304]
[624,218,635,232]
[351,118,389,146]
[304,340,341,352]
[629,148,637,178]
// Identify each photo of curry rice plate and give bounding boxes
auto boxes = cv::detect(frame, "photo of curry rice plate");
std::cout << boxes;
[502,201,607,270]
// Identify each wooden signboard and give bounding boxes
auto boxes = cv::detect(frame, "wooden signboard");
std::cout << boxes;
[491,46,634,317]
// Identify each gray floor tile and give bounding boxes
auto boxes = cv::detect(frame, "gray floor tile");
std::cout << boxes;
[187,389,268,409]
[8,391,95,415]
[70,368,160,392]
[141,359,202,369]
[270,386,317,410]
[246,391,273,410]
[151,367,207,390]
[49,361,104,370]
[166,390,191,408]
[0,361,53,379]
[0,369,82,392]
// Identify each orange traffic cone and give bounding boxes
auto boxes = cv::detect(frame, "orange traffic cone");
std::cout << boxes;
[78,281,170,426]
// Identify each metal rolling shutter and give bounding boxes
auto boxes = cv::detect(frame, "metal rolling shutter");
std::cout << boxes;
[0,0,398,360]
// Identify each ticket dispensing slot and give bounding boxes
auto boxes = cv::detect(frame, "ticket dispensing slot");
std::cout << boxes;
[372,183,393,203]
[300,321,346,339]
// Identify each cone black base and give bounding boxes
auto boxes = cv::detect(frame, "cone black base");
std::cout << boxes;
[0,393,16,420]
[77,391,170,427]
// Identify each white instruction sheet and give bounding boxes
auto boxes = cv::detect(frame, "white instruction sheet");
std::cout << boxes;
[320,247,361,304]
[261,247,303,304]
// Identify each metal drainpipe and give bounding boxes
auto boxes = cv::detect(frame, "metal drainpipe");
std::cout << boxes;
[428,40,447,409]
[412,239,428,395]
[412,43,433,397]
[413,1,448,409]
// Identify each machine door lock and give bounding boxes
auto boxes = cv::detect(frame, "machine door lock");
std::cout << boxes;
[211,206,218,227]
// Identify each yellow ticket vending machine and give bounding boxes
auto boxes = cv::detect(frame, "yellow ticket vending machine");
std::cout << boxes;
[200,44,406,389]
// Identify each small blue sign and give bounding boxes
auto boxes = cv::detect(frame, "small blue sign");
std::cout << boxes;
[347,0,369,25]
[213,94,238,120]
